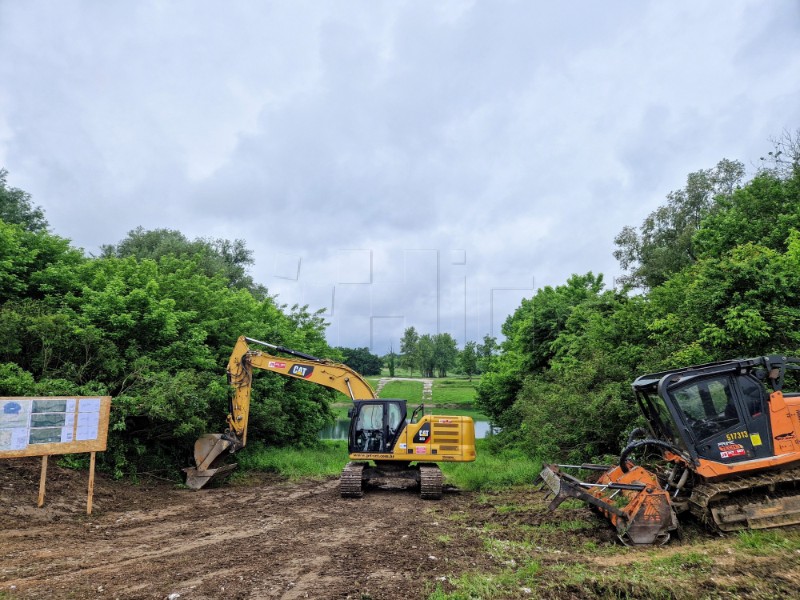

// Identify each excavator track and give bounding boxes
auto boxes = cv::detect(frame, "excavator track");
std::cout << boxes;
[340,462,365,498]
[419,464,443,500]
[689,466,800,532]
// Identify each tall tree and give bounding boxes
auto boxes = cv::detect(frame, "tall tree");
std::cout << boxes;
[459,341,478,380]
[759,128,800,179]
[386,344,397,377]
[101,227,265,296]
[0,168,48,233]
[337,346,383,376]
[477,334,498,373]
[417,334,436,378]
[613,159,745,289]
[433,333,458,377]
[399,326,419,375]
[476,273,606,426]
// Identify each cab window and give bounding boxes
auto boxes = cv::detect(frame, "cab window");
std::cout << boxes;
[358,404,383,430]
[387,403,403,432]
[671,376,740,441]
[740,376,765,417]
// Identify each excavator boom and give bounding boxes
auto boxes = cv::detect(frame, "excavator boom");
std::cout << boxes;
[184,336,376,488]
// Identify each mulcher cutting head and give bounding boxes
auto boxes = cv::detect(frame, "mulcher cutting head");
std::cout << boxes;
[539,463,677,545]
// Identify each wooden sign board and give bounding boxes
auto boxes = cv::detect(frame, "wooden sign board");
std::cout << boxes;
[0,396,111,459]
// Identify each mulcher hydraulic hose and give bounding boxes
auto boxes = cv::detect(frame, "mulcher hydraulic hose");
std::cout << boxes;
[619,439,684,473]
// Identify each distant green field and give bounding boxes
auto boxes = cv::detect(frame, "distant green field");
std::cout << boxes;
[431,378,478,405]
[330,376,481,415]
[378,380,424,403]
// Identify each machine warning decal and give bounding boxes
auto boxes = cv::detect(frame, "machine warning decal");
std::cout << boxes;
[751,433,763,446]
[415,447,427,454]
[268,361,287,369]
[289,364,314,379]
[718,441,746,459]
[413,423,431,444]
[399,443,407,449]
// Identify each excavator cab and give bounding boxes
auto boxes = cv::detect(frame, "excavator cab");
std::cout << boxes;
[348,400,406,454]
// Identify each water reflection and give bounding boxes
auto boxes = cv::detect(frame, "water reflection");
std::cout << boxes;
[319,418,496,440]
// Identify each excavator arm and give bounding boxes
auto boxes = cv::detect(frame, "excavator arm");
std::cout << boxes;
[184,336,376,489]
[225,336,376,443]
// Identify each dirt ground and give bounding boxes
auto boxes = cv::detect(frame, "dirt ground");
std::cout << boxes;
[2,458,800,600]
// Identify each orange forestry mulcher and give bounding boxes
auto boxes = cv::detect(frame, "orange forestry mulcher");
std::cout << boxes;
[540,355,800,545]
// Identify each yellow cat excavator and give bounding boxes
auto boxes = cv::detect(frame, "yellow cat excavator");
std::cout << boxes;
[540,355,800,545]
[185,336,476,498]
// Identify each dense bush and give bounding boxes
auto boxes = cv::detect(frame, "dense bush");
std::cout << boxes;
[480,141,800,463]
[0,175,335,478]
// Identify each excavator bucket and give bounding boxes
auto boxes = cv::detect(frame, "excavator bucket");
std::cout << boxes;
[539,464,677,545]
[183,433,238,490]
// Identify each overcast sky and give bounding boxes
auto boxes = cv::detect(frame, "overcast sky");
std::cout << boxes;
[1,1,799,351]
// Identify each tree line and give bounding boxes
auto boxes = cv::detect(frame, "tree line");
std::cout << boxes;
[476,131,800,463]
[2,129,798,476]
[0,168,337,478]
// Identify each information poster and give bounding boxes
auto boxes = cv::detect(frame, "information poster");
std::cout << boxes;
[0,396,111,458]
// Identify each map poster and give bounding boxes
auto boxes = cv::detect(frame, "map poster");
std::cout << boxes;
[0,396,111,458]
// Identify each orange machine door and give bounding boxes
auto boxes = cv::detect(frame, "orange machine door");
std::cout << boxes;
[670,375,755,463]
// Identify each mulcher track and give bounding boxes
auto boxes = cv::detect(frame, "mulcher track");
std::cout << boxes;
[689,465,800,531]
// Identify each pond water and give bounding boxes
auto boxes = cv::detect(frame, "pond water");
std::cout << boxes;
[319,414,496,440]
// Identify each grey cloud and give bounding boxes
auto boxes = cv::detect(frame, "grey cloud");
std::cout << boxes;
[1,0,799,348]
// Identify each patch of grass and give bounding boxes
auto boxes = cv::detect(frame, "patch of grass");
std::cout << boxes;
[483,537,536,561]
[542,561,680,599]
[236,440,349,479]
[427,558,541,600]
[554,519,593,532]
[558,499,585,509]
[431,378,478,406]
[440,440,541,491]
[494,502,539,515]
[428,574,498,600]
[735,529,800,555]
[378,380,424,403]
[437,534,452,544]
[426,407,486,418]
[650,551,713,573]
[447,511,469,522]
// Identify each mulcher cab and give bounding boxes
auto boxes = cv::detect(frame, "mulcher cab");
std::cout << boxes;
[540,355,800,545]
[185,336,477,498]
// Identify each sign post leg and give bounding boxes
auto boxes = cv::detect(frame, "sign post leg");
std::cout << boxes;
[37,455,48,508]
[87,451,96,515]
